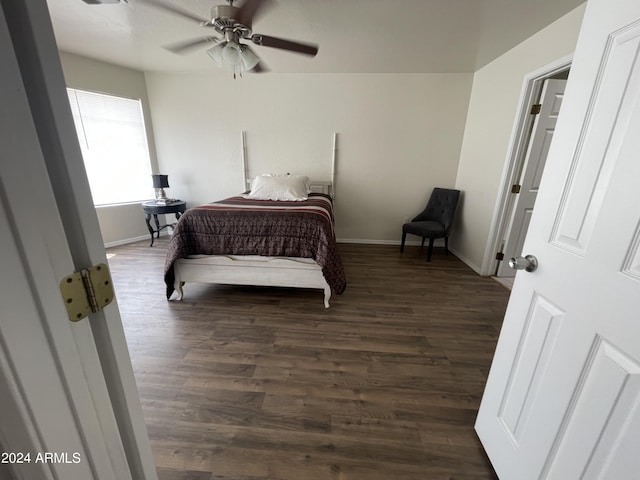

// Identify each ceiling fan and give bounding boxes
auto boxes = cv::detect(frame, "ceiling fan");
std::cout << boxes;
[141,0,319,76]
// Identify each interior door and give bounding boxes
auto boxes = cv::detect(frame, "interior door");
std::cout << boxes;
[0,5,130,479]
[1,1,156,479]
[476,0,640,478]
[496,78,567,278]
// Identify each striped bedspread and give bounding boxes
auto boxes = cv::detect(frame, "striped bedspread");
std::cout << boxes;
[164,193,346,297]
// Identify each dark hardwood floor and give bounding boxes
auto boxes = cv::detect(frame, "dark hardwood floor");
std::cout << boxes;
[107,239,510,480]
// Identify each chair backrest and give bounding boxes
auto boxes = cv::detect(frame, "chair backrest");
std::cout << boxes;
[413,188,461,233]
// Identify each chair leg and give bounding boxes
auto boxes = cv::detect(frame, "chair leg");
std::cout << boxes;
[401,232,407,252]
[427,238,434,262]
[421,237,426,248]
[445,236,449,255]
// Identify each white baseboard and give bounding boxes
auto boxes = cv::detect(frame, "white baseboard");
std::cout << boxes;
[104,231,171,248]
[104,234,150,248]
[337,238,446,247]
[106,235,440,249]
[448,246,482,275]
[103,235,481,276]
[338,239,481,272]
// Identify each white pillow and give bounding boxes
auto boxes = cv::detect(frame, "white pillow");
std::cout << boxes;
[246,174,311,201]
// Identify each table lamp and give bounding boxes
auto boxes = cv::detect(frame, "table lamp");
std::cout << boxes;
[151,174,170,203]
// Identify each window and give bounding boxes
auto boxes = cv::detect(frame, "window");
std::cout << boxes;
[66,88,153,206]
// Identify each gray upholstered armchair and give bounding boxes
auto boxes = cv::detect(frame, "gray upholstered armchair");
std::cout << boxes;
[401,188,460,262]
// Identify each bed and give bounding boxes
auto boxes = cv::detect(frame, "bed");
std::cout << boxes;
[163,133,346,307]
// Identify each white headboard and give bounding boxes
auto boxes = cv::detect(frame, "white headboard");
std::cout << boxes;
[241,131,338,199]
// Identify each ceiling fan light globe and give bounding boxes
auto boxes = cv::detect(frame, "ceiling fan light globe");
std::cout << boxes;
[222,42,242,66]
[240,45,260,71]
[206,43,224,67]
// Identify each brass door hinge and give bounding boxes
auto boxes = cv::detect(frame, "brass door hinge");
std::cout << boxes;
[530,103,542,115]
[59,263,115,322]
[496,252,505,261]
[511,184,522,194]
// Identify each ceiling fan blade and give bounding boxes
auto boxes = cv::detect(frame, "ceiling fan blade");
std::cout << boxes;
[138,0,208,25]
[164,36,219,54]
[235,0,275,28]
[251,34,318,57]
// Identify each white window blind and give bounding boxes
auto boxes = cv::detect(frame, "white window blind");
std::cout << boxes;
[66,88,153,205]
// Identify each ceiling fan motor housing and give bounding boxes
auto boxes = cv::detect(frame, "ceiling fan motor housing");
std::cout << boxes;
[211,3,252,39]
[211,4,240,22]
[149,0,318,73]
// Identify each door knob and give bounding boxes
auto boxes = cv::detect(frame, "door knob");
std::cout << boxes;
[509,255,538,272]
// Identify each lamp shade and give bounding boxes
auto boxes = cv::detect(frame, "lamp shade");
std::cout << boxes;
[222,42,242,66]
[151,174,169,188]
[208,42,242,70]
[207,43,224,66]
[240,45,260,71]
[208,42,260,73]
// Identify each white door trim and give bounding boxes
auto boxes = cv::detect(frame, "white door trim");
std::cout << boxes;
[4,1,157,478]
[496,78,567,278]
[1,3,131,477]
[480,55,573,276]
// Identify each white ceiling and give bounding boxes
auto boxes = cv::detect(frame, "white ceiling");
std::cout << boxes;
[46,0,585,74]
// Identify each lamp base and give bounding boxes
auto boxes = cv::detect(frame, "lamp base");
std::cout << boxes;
[154,190,177,205]
[154,188,168,202]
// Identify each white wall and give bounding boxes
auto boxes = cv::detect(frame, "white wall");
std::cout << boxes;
[451,4,587,272]
[57,3,586,254]
[58,52,159,246]
[144,72,473,242]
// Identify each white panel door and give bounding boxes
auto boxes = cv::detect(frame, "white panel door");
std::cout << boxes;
[1,1,156,479]
[497,79,566,278]
[0,5,130,480]
[476,0,640,478]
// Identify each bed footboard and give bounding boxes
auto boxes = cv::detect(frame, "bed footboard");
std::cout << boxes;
[173,255,332,307]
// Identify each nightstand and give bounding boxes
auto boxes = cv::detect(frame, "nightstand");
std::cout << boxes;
[141,200,186,246]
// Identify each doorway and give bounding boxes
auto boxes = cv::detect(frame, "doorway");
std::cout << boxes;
[486,58,572,283]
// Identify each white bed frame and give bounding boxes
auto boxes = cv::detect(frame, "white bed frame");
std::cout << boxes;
[172,132,338,307]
